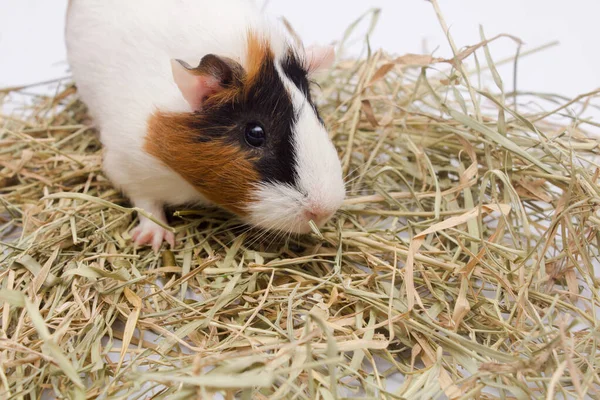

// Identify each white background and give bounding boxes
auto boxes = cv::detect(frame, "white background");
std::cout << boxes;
[1,0,600,100]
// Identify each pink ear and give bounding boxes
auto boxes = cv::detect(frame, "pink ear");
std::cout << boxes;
[171,59,222,110]
[304,45,335,73]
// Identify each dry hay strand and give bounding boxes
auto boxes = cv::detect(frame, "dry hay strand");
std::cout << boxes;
[2,5,600,400]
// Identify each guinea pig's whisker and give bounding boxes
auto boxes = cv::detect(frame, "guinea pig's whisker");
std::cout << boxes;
[343,164,364,181]
[275,228,292,245]
[343,173,372,189]
[226,221,270,246]
[263,231,280,247]
[262,221,288,245]
[222,227,254,247]
[248,230,274,249]
[344,173,366,186]
[343,164,383,186]
[285,222,299,246]
[246,224,270,244]
[258,218,292,247]
[216,223,248,236]
[244,219,283,249]
[343,164,375,182]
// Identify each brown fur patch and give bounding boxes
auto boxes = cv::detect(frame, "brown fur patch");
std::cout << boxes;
[245,30,274,88]
[145,113,260,216]
[144,30,282,216]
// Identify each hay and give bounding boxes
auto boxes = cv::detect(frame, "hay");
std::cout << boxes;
[2,3,600,399]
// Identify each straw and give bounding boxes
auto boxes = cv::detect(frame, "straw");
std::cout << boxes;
[1,2,599,398]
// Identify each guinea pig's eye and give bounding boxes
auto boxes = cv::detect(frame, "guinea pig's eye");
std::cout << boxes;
[245,123,266,147]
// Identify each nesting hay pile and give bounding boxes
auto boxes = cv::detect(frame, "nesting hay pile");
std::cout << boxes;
[2,6,600,400]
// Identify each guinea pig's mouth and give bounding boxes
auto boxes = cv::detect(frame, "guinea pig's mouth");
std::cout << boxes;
[243,206,337,235]
[252,212,336,235]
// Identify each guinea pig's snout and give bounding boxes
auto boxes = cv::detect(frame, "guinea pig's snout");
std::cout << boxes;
[303,204,337,226]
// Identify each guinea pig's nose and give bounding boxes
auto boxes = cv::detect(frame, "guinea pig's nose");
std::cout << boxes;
[304,206,335,226]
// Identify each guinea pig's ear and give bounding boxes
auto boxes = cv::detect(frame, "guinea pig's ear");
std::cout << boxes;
[171,55,240,110]
[304,45,335,74]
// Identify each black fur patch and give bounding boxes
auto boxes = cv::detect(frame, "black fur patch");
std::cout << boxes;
[187,51,299,187]
[281,50,323,123]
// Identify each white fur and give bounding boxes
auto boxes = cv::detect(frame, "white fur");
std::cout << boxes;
[66,0,344,240]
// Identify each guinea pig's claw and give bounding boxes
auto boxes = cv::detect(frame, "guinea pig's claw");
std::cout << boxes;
[164,231,175,249]
[131,222,175,253]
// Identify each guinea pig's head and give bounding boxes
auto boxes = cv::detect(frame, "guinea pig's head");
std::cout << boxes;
[146,32,345,234]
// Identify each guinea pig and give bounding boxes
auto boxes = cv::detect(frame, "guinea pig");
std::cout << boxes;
[65,0,346,251]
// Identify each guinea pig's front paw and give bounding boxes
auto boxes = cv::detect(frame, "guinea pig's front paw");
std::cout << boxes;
[130,219,175,253]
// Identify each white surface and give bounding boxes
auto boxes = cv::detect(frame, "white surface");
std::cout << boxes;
[1,0,600,99]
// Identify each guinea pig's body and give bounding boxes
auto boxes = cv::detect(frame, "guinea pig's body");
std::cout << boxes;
[66,0,345,251]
